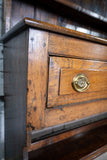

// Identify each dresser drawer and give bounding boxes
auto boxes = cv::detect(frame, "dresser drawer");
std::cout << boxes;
[49,33,107,61]
[47,56,107,108]
[2,18,107,159]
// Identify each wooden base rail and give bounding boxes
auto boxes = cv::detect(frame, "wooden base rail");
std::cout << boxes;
[27,118,107,152]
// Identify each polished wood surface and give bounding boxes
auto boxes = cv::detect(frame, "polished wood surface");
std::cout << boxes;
[29,124,107,160]
[48,57,107,108]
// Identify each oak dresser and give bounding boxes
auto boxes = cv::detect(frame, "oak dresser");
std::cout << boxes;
[1,17,107,160]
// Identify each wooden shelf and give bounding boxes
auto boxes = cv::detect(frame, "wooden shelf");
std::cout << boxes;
[35,0,107,32]
[54,0,107,23]
[29,123,107,160]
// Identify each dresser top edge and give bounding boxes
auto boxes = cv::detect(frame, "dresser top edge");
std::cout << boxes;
[1,17,107,45]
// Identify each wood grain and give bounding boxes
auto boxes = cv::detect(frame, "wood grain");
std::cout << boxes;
[27,29,49,131]
[24,18,107,45]
[49,33,107,61]
[60,69,107,95]
[2,1,107,159]
[45,100,107,127]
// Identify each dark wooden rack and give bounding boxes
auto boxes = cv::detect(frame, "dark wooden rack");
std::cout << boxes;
[3,0,107,38]
[36,0,107,31]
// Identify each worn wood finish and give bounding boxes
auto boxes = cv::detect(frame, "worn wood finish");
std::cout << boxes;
[2,17,107,159]
[49,33,107,61]
[29,124,107,160]
[30,112,107,144]
[28,118,107,152]
[2,18,107,131]
[48,57,107,108]
[27,28,49,131]
[45,100,107,128]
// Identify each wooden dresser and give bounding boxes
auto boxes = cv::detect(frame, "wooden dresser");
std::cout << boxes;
[1,17,107,159]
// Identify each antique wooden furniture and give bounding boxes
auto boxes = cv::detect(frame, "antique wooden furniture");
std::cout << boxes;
[1,17,107,159]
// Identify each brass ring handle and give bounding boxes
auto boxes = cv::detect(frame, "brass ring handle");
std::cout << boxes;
[72,73,90,92]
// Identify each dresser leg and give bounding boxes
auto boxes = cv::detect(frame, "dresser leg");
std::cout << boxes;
[23,148,28,160]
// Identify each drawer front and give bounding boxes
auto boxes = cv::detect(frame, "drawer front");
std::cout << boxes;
[47,56,107,108]
[49,33,107,61]
[27,29,107,131]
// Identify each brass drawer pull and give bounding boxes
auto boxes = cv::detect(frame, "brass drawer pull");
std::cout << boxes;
[72,73,90,92]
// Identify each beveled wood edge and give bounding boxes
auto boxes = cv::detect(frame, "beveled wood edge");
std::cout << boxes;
[27,117,107,152]
[31,112,107,142]
[80,144,107,160]
[0,17,107,45]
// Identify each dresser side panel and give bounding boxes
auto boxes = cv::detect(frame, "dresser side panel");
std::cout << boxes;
[4,30,28,160]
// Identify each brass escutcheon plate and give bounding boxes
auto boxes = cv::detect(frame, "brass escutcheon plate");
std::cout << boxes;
[72,73,90,92]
